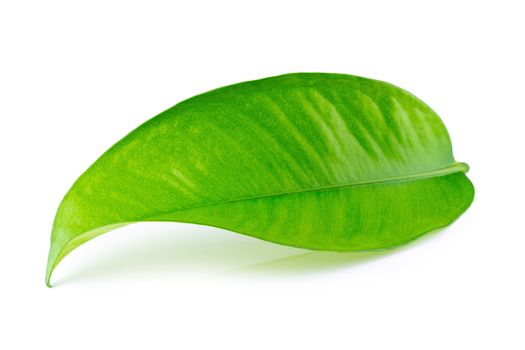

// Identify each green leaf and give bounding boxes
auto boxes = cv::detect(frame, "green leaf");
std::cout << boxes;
[46,73,474,287]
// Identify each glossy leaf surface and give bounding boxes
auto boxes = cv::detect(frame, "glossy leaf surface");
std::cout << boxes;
[46,73,474,286]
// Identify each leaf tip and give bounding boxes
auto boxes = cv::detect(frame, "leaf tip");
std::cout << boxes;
[45,242,61,288]
[45,258,54,288]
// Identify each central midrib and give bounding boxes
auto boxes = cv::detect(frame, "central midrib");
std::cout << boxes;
[147,162,469,219]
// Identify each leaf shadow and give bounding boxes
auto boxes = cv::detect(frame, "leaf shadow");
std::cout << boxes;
[233,227,449,276]
[227,250,392,276]
[53,222,447,287]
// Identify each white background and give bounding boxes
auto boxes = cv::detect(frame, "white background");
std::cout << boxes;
[1,1,524,349]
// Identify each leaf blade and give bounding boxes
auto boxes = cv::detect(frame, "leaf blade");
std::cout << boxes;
[46,73,474,286]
